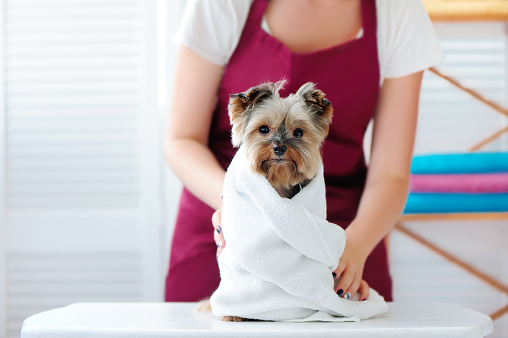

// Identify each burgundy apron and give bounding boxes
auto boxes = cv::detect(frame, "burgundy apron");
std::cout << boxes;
[166,0,392,302]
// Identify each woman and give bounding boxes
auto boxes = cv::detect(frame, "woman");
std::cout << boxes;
[164,0,443,302]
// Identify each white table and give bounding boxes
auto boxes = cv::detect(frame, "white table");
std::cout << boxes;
[21,302,493,338]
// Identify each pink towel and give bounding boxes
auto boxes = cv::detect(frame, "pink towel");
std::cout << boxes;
[409,174,508,193]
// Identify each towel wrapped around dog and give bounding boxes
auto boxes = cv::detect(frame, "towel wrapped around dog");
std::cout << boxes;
[210,147,388,322]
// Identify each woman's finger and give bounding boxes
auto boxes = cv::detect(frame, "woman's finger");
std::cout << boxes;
[216,242,224,257]
[335,268,354,297]
[344,276,361,300]
[358,279,370,301]
[332,259,346,290]
[333,259,346,279]
[212,208,226,254]
[212,208,222,229]
[213,224,225,248]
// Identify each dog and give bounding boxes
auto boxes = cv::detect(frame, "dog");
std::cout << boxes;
[201,80,333,321]
[228,80,333,199]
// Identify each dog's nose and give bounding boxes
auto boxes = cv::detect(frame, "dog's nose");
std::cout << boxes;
[273,144,287,157]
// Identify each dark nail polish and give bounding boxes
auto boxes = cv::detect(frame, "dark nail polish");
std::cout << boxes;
[337,289,344,297]
[332,272,337,279]
[362,299,366,301]
[216,226,222,234]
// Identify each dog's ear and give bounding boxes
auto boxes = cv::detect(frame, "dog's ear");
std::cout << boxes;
[228,81,285,147]
[296,82,333,135]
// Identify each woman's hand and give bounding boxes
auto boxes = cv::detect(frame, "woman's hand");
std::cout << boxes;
[212,208,226,257]
[333,232,370,301]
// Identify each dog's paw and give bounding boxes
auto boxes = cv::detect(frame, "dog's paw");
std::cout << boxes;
[221,316,244,322]
[194,299,212,313]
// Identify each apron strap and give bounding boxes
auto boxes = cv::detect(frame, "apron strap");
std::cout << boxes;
[361,0,377,38]
[247,0,270,26]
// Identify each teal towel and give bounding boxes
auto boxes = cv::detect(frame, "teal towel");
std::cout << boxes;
[411,152,508,174]
[404,193,508,214]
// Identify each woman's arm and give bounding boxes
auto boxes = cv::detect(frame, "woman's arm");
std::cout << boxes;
[164,45,225,210]
[334,70,424,299]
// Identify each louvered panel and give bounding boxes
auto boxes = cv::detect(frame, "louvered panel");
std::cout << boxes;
[7,44,140,59]
[8,119,138,131]
[9,107,138,118]
[7,94,139,107]
[7,82,140,94]
[7,69,141,82]
[8,57,141,69]
[1,1,156,337]
[7,143,136,155]
[6,252,142,338]
[4,0,144,210]
[414,32,507,154]
[6,5,140,19]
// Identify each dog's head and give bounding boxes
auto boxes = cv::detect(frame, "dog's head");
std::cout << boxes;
[228,80,333,188]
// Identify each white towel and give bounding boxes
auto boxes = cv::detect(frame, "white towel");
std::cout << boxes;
[210,147,388,322]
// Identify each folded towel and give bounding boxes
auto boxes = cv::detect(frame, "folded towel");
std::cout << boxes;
[410,174,508,193]
[404,193,508,214]
[422,0,508,22]
[411,152,508,174]
[210,146,388,322]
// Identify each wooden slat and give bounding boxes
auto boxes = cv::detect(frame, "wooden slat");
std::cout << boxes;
[469,125,508,151]
[490,304,508,321]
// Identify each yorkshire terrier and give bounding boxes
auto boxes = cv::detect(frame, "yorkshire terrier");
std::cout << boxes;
[197,80,333,322]
[228,80,333,199]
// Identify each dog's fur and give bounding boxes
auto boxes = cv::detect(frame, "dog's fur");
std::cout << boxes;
[228,80,333,199]
[202,81,333,321]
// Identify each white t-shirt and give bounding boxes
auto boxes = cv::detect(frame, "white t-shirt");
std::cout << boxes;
[174,0,444,85]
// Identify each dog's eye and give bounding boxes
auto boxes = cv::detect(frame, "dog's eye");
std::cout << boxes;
[293,128,303,138]
[259,126,270,135]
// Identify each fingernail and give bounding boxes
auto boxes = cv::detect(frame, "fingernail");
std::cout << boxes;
[337,289,343,297]
[332,272,337,279]
[216,226,222,234]
[217,241,222,248]
[345,292,351,300]
[362,299,366,301]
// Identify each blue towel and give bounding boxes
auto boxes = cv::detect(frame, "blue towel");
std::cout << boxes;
[411,152,508,174]
[404,193,508,214]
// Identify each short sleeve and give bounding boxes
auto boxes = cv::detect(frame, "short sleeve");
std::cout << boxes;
[378,0,444,79]
[172,0,253,66]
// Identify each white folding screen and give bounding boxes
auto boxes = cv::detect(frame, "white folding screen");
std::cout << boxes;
[0,1,163,337]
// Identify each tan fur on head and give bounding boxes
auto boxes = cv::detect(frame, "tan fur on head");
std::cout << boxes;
[228,80,287,147]
[228,81,333,196]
